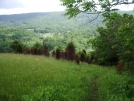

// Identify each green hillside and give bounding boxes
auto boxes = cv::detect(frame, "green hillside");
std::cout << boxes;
[0,53,134,101]
[0,12,102,32]
[0,11,133,52]
[0,12,102,52]
[0,11,133,32]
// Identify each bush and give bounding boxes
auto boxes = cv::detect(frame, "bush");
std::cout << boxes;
[56,48,61,59]
[43,44,49,57]
[80,50,86,62]
[98,71,134,101]
[66,42,75,61]
[32,42,43,55]
[10,40,24,53]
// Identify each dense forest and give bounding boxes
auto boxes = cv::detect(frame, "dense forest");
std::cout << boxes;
[0,11,103,32]
[0,11,102,53]
[0,11,133,53]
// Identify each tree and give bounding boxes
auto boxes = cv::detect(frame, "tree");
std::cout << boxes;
[10,40,23,53]
[56,48,61,59]
[43,44,49,57]
[92,12,134,69]
[60,0,134,21]
[80,50,86,62]
[32,42,43,55]
[116,16,134,71]
[66,42,75,61]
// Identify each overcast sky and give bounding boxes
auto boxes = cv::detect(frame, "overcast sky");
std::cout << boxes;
[0,0,133,15]
[0,0,65,15]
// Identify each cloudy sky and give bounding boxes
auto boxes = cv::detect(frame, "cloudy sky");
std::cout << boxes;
[0,0,65,15]
[0,0,133,15]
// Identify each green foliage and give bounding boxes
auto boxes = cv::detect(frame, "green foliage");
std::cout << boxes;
[43,44,49,57]
[0,27,40,52]
[0,11,101,53]
[43,31,94,52]
[10,40,24,53]
[0,11,133,53]
[33,42,43,51]
[56,47,61,59]
[60,0,130,18]
[66,42,75,61]
[98,70,134,101]
[60,0,134,21]
[0,26,95,53]
[66,42,75,52]
[0,53,101,101]
[0,41,11,52]
[0,12,100,33]
[32,42,43,55]
[117,19,134,71]
[92,12,134,68]
[0,54,134,101]
[79,50,87,62]
[52,50,56,57]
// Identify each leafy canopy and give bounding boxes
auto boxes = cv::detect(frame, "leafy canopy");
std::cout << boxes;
[60,0,134,18]
[92,12,134,67]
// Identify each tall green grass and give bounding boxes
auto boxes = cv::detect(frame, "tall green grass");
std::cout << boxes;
[0,53,102,101]
[0,53,134,101]
[98,70,134,101]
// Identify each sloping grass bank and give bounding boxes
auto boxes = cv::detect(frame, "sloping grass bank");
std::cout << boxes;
[98,70,134,101]
[0,53,134,101]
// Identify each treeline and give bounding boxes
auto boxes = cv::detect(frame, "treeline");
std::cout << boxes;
[10,40,49,56]
[91,12,134,72]
[0,27,96,53]
[0,27,40,52]
[1,11,134,72]
[10,40,97,65]
[43,31,97,51]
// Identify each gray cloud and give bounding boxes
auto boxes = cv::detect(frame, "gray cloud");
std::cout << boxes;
[0,0,24,9]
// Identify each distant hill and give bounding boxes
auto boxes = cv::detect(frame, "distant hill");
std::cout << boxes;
[0,11,133,33]
[0,11,134,52]
[0,11,103,33]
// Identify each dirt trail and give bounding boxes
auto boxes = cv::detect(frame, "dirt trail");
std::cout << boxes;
[89,77,99,101]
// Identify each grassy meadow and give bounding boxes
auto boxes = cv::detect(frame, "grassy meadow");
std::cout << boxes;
[0,53,134,101]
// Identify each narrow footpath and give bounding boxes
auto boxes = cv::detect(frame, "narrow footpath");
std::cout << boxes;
[89,77,99,101]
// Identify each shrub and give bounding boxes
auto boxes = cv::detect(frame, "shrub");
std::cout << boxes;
[10,40,24,53]
[66,42,75,61]
[75,55,80,65]
[32,42,43,55]
[52,50,56,57]
[56,48,61,59]
[43,44,49,57]
[80,50,86,62]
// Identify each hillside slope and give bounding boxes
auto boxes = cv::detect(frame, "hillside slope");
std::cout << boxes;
[0,11,103,33]
[0,11,133,33]
[0,11,133,52]
[0,53,133,101]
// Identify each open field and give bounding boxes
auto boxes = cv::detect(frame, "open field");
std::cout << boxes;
[0,53,134,101]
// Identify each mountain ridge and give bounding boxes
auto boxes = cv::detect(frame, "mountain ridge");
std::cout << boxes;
[0,11,100,33]
[0,10,133,33]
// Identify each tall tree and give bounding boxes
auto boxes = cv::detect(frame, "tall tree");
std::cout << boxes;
[92,12,134,69]
[32,42,43,55]
[10,40,23,53]
[66,42,75,61]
